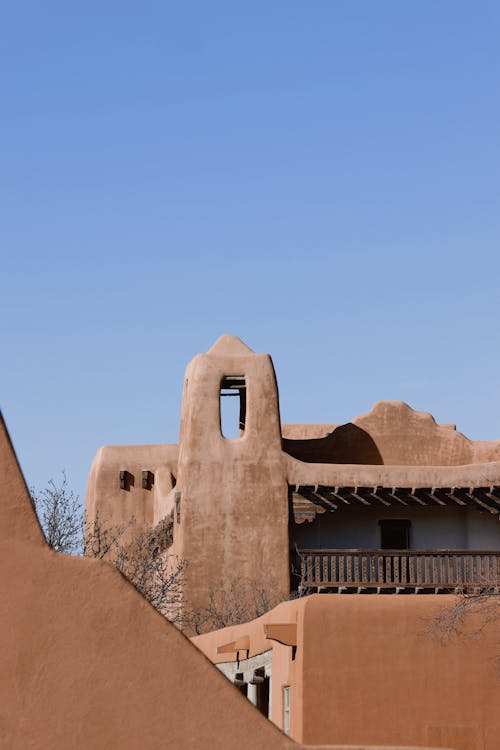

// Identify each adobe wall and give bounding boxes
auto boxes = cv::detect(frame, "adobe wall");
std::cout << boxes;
[194,594,499,750]
[86,443,178,542]
[283,401,500,466]
[0,415,291,749]
[301,595,499,750]
[172,335,290,624]
[83,336,500,638]
[1,414,444,750]
[285,451,500,490]
[192,599,304,731]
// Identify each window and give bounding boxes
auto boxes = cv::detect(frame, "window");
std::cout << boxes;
[379,519,411,549]
[283,686,291,736]
[219,376,246,438]
[254,669,270,718]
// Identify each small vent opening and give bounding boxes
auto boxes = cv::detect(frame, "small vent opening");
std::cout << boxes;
[220,376,246,439]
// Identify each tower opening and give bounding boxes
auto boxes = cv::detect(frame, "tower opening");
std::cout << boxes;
[220,376,246,439]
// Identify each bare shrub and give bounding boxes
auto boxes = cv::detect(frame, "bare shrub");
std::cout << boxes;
[31,475,186,625]
[83,511,134,559]
[30,471,83,554]
[30,476,287,632]
[189,577,283,634]
[113,524,186,624]
[428,580,499,642]
[425,576,500,673]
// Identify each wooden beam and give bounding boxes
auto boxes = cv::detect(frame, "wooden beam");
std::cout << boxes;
[314,488,339,510]
[290,484,500,513]
[473,488,499,514]
[370,486,391,507]
[448,487,467,506]
[332,486,352,505]
[264,623,297,647]
[217,635,250,654]
[352,486,371,506]
[429,488,447,506]
[387,488,408,506]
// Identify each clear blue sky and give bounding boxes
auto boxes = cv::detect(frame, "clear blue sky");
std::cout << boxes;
[1,1,499,505]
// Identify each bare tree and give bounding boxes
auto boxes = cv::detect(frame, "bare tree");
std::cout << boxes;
[426,576,500,675]
[189,577,283,634]
[428,580,499,642]
[83,513,186,624]
[109,521,185,624]
[30,476,289,632]
[83,510,134,560]
[31,476,186,625]
[30,472,83,554]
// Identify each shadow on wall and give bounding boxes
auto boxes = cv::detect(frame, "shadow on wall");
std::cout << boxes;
[283,424,384,465]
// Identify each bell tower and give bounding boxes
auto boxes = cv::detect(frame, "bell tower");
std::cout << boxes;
[172,335,290,626]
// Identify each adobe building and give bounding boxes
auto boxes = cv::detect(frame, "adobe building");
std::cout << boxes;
[1,412,451,749]
[84,335,500,748]
[2,325,499,749]
[86,334,500,622]
[193,594,500,749]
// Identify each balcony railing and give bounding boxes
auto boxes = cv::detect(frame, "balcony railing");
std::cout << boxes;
[299,549,500,591]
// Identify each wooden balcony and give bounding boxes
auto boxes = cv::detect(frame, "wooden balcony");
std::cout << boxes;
[298,549,500,593]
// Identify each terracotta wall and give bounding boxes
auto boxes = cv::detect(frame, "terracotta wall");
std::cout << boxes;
[194,595,499,750]
[192,599,302,732]
[300,595,499,750]
[86,443,178,540]
[0,415,294,750]
[283,401,500,466]
[1,413,447,750]
[84,337,500,633]
[172,335,290,623]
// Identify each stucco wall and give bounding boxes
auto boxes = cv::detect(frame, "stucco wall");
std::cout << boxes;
[301,595,499,750]
[0,416,292,750]
[173,335,290,624]
[85,338,500,629]
[1,413,444,750]
[194,594,499,750]
[86,443,178,537]
[283,401,500,466]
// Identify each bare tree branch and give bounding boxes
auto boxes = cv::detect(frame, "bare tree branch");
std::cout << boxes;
[427,580,500,643]
[31,476,186,625]
[188,577,284,634]
[30,476,289,632]
[30,471,83,554]
[83,511,135,559]
[85,514,186,625]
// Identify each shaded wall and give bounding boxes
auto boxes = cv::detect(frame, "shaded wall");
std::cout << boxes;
[283,401,500,466]
[294,506,500,550]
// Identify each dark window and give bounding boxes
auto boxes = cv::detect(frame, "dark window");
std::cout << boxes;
[379,519,411,550]
[219,376,246,438]
[256,676,270,718]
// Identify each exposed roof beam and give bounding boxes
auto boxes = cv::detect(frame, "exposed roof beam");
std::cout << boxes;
[291,483,500,521]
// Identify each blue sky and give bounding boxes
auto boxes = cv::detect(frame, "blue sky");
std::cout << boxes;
[1,1,499,505]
